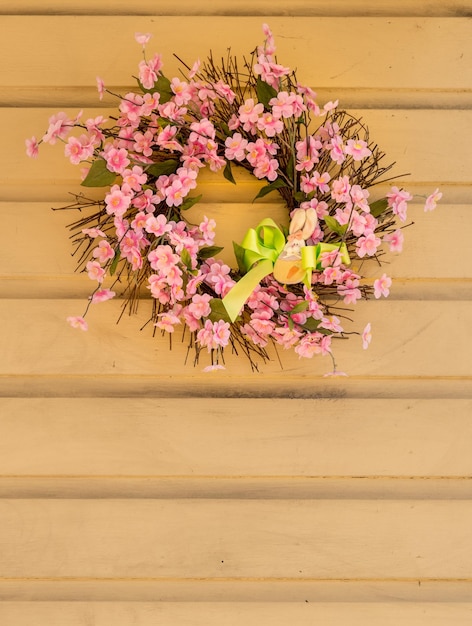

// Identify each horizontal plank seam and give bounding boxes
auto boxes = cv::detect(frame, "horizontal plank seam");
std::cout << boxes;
[1,375,471,381]
[2,7,472,18]
[1,576,472,583]
[1,475,472,480]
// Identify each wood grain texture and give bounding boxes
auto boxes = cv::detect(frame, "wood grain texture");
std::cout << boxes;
[1,202,468,298]
[5,108,469,204]
[1,2,471,617]
[1,499,472,579]
[2,17,471,91]
[1,601,472,626]
[3,0,472,16]
[0,398,471,478]
[1,299,470,380]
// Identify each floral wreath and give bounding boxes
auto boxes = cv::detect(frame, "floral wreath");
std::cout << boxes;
[27,25,441,373]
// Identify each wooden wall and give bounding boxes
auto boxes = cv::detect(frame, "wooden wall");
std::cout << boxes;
[1,1,472,623]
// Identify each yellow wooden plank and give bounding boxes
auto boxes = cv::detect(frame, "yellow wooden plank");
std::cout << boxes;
[1,601,472,626]
[2,578,472,602]
[0,203,467,292]
[1,499,472,578]
[4,108,469,205]
[2,17,471,90]
[0,299,470,380]
[0,398,471,477]
[2,0,470,17]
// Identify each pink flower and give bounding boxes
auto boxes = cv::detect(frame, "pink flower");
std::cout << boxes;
[135,32,152,46]
[238,98,264,131]
[350,185,370,212]
[148,245,179,272]
[64,134,94,165]
[82,227,106,239]
[362,322,372,349]
[253,156,279,181]
[373,273,392,299]
[122,166,147,191]
[172,78,194,107]
[155,309,182,333]
[311,171,331,193]
[328,135,345,164]
[86,260,106,283]
[212,80,234,104]
[356,232,381,258]
[384,229,404,253]
[144,214,171,236]
[96,76,105,101]
[105,186,132,216]
[345,139,372,161]
[254,56,290,88]
[270,92,304,119]
[197,319,231,351]
[273,326,302,349]
[424,188,442,212]
[165,179,187,207]
[295,332,331,358]
[203,364,226,372]
[331,176,351,203]
[188,58,201,79]
[188,293,212,319]
[295,136,321,172]
[387,186,412,222]
[323,370,348,378]
[225,133,248,161]
[67,315,88,331]
[25,136,39,158]
[133,130,155,157]
[105,147,130,174]
[199,216,216,245]
[256,112,284,137]
[319,315,344,333]
[91,289,116,303]
[212,319,231,347]
[43,112,73,145]
[138,54,163,89]
[92,240,115,264]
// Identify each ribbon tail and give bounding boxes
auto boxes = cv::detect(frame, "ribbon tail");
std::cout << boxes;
[222,259,274,323]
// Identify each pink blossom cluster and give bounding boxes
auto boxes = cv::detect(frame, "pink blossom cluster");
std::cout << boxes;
[27,25,441,370]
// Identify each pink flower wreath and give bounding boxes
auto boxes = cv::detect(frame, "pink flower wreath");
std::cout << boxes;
[27,25,441,372]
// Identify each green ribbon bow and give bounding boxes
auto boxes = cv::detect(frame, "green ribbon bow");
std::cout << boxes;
[221,218,350,323]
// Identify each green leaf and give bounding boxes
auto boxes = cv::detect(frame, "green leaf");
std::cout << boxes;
[198,245,224,260]
[253,178,287,202]
[138,74,173,103]
[223,160,236,185]
[233,241,247,274]
[287,316,294,330]
[288,301,309,315]
[146,159,179,178]
[294,191,306,203]
[221,122,231,137]
[180,194,202,211]
[369,197,389,218]
[301,318,321,332]
[209,298,232,323]
[154,75,173,103]
[256,77,277,109]
[181,248,192,269]
[286,154,295,181]
[324,215,348,236]
[109,249,120,276]
[81,159,116,188]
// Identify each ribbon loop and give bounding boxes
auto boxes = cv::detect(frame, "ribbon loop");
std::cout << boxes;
[221,219,351,323]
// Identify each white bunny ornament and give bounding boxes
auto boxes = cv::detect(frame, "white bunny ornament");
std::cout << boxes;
[273,207,318,284]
